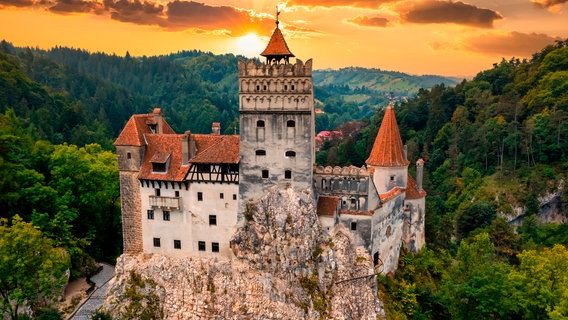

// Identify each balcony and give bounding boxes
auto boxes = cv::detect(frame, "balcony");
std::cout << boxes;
[149,196,181,210]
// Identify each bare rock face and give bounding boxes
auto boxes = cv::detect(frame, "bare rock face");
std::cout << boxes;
[103,187,382,319]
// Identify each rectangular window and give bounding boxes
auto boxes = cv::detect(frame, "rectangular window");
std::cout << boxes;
[209,215,217,226]
[153,238,160,247]
[285,170,292,179]
[197,192,203,201]
[147,210,154,220]
[174,240,181,249]
[127,152,132,159]
[163,211,170,221]
[233,194,237,200]
[262,170,269,179]
[175,191,180,197]
[351,222,357,231]
[212,242,219,253]
[220,193,224,199]
[198,241,206,251]
[155,189,161,196]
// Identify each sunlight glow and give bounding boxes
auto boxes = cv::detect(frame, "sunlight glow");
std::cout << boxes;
[236,33,265,58]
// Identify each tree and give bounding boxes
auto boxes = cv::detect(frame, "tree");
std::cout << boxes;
[439,233,517,319]
[0,215,70,320]
[510,244,568,319]
[456,202,496,240]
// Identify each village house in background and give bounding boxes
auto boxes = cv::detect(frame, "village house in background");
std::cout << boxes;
[115,16,426,273]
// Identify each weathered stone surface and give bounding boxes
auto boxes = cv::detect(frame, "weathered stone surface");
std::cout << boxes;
[104,187,382,319]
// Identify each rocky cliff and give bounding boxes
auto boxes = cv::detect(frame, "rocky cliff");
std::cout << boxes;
[103,187,383,319]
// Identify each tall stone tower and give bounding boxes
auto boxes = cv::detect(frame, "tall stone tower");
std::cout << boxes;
[238,16,315,216]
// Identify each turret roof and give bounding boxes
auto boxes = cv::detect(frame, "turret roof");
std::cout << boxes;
[366,105,410,167]
[114,111,175,146]
[260,24,295,59]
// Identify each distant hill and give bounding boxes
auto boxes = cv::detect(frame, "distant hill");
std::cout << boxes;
[313,67,460,99]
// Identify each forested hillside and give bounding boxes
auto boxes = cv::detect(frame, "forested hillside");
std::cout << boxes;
[316,40,568,319]
[1,37,568,319]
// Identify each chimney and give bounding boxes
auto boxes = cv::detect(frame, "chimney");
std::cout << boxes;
[212,122,220,135]
[416,158,424,191]
[404,144,408,160]
[152,108,163,134]
[181,131,197,165]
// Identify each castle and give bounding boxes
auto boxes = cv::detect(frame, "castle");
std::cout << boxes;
[115,17,425,273]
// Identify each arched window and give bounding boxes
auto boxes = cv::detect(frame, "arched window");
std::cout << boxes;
[285,151,296,157]
[257,120,265,128]
[286,120,295,128]
[255,150,266,156]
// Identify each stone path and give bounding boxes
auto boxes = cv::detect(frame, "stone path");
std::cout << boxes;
[69,263,115,320]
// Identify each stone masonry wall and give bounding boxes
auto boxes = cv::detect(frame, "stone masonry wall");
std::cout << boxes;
[119,171,143,254]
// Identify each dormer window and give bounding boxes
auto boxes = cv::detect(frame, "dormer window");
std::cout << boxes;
[148,124,157,133]
[150,152,170,174]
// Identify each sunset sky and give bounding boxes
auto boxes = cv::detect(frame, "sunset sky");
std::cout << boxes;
[1,0,567,77]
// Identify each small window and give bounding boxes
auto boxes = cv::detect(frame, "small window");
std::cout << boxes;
[209,215,217,226]
[256,85,260,91]
[351,199,356,204]
[175,191,180,197]
[284,85,288,91]
[152,162,166,173]
[197,192,203,201]
[351,222,357,231]
[286,120,295,127]
[198,241,206,251]
[220,193,224,199]
[285,151,296,157]
[390,175,395,181]
[233,194,237,200]
[212,242,220,253]
[263,85,267,90]
[262,170,269,179]
[153,238,160,247]
[147,210,154,220]
[155,189,161,196]
[256,120,265,128]
[291,85,295,90]
[174,240,181,249]
[256,150,266,156]
[163,211,170,221]
[285,170,292,179]
[127,152,132,159]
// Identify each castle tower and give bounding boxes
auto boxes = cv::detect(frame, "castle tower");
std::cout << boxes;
[238,15,315,216]
[366,104,410,194]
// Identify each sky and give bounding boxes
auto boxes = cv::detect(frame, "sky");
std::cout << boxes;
[1,0,567,77]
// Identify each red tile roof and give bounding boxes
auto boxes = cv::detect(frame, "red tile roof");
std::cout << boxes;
[379,186,404,203]
[317,196,339,216]
[114,112,175,147]
[366,105,410,167]
[138,134,188,181]
[339,210,373,216]
[189,135,240,164]
[406,175,427,200]
[260,26,295,58]
[138,134,240,181]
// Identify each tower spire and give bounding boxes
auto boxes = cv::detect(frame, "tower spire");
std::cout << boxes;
[260,7,295,64]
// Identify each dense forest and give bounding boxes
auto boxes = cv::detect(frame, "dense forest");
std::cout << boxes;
[0,37,567,319]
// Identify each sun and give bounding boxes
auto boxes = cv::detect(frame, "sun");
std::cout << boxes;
[236,33,265,58]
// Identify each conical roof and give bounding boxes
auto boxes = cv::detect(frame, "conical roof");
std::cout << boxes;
[366,105,410,167]
[260,24,295,60]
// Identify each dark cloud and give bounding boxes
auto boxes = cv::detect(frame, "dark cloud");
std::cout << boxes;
[399,1,502,28]
[104,0,164,25]
[0,0,34,8]
[464,31,560,56]
[49,0,102,13]
[287,0,394,9]
[347,15,389,27]
[531,0,568,8]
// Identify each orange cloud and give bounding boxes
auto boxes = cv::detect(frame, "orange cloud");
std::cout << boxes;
[531,0,568,8]
[287,0,395,9]
[398,1,502,28]
[0,0,34,7]
[49,0,104,13]
[464,31,560,56]
[347,15,389,27]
